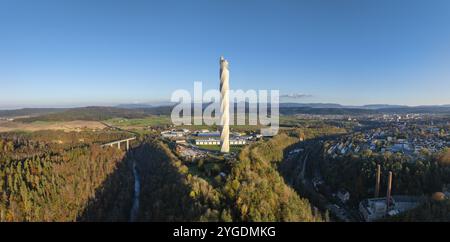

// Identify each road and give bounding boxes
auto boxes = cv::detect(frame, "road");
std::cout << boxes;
[286,139,358,222]
[100,121,141,136]
[299,152,309,183]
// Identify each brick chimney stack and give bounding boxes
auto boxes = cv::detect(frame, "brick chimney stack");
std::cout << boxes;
[386,171,393,212]
[375,164,381,197]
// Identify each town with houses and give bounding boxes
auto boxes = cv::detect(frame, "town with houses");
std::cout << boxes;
[325,117,450,162]
[285,113,450,222]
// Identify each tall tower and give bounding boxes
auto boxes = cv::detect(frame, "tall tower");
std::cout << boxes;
[220,56,230,153]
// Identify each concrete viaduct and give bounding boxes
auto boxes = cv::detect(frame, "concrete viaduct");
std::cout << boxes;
[101,137,136,151]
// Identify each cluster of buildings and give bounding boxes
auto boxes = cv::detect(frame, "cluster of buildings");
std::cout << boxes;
[374,114,423,122]
[325,122,449,161]
[193,129,253,146]
[195,138,247,146]
[161,128,260,145]
[161,128,262,155]
[161,129,190,139]
[175,144,207,160]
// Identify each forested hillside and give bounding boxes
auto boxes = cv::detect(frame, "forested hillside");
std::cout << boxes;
[0,131,134,221]
[133,139,224,221]
[227,133,321,221]
[132,134,323,221]
[0,128,326,222]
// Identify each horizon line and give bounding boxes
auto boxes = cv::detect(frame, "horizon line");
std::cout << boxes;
[1,102,450,111]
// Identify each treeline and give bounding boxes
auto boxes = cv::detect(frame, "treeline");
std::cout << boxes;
[133,133,323,221]
[387,198,450,222]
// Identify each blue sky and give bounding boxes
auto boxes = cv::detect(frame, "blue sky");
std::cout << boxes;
[1,0,450,108]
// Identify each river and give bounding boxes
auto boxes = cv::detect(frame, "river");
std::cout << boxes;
[129,160,140,222]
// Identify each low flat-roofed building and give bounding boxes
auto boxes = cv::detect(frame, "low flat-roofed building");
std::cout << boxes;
[359,196,421,222]
[359,197,390,222]
[176,144,206,160]
[197,132,221,137]
[230,139,247,145]
[195,138,247,146]
[195,139,221,145]
[161,130,184,138]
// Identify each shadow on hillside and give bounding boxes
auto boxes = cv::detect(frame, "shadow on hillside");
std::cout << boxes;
[131,141,202,221]
[277,133,348,210]
[77,149,135,222]
[77,140,202,222]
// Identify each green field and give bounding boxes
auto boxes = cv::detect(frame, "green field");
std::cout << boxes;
[103,115,307,133]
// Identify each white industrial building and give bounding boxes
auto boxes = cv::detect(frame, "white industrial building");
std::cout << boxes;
[195,138,247,146]
[359,196,421,222]
[359,197,391,222]
[161,129,188,138]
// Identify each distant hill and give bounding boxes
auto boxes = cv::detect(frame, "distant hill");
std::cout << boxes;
[7,103,450,123]
[280,103,450,111]
[116,102,175,109]
[279,107,378,115]
[16,107,145,122]
[360,104,409,109]
[115,104,154,109]
[277,103,411,109]
[377,106,450,114]
[14,106,175,122]
[279,103,344,108]
[280,104,450,114]
[0,108,67,118]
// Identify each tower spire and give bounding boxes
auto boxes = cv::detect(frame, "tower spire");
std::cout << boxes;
[220,56,230,153]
